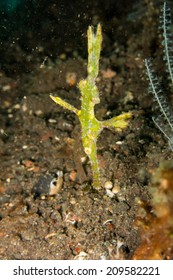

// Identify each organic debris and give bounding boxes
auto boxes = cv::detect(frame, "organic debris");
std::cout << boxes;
[133,160,173,260]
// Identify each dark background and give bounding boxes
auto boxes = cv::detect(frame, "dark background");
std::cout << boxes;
[0,0,136,55]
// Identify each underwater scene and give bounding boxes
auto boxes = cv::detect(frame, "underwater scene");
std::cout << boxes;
[0,0,173,260]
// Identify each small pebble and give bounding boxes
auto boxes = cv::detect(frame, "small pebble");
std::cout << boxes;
[104,181,113,190]
[69,170,77,182]
[70,197,77,205]
[33,171,63,197]
[115,141,123,145]
[22,145,28,149]
[35,110,43,116]
[48,118,57,123]
[112,185,120,194]
[106,189,115,198]
[49,171,63,195]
